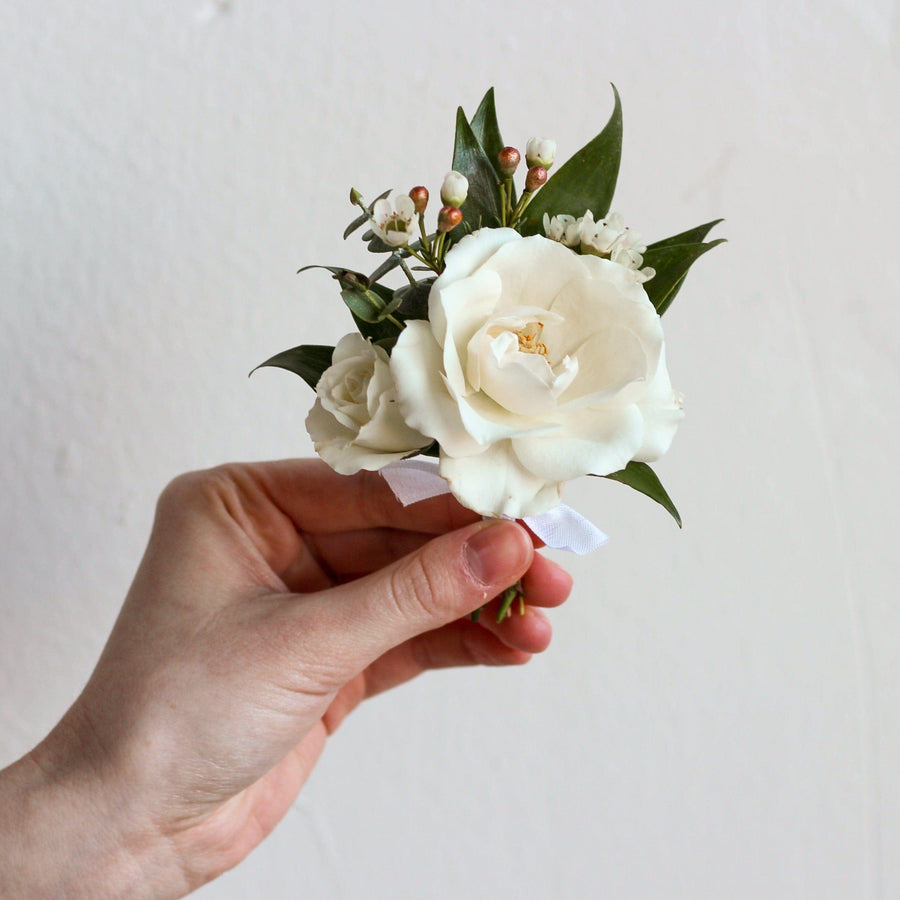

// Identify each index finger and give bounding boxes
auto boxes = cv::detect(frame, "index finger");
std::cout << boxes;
[245,458,481,536]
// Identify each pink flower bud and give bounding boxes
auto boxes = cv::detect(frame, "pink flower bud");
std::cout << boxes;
[409,186,429,214]
[437,205,463,233]
[525,165,548,192]
[498,146,521,177]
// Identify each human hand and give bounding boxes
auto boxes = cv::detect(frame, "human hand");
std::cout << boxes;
[0,460,572,898]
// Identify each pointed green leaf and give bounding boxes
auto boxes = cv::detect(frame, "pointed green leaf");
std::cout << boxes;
[351,311,400,344]
[374,335,398,354]
[343,211,370,240]
[642,238,726,316]
[519,85,623,236]
[647,219,723,251]
[297,264,370,290]
[250,344,334,392]
[469,88,505,180]
[603,461,682,527]
[452,106,501,232]
[390,278,433,320]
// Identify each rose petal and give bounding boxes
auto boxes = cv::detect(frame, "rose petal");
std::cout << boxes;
[512,405,644,480]
[482,235,581,315]
[391,321,482,457]
[429,229,520,344]
[556,326,649,409]
[436,268,502,396]
[632,344,685,461]
[440,441,563,518]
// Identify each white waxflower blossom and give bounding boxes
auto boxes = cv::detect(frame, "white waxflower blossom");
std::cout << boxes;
[440,171,469,207]
[390,229,682,518]
[543,213,582,248]
[525,137,557,169]
[580,211,654,282]
[371,193,417,247]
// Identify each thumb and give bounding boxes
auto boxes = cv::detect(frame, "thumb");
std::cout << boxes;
[291,519,533,680]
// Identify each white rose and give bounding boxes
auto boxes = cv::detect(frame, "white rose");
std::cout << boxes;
[390,229,683,518]
[306,333,430,474]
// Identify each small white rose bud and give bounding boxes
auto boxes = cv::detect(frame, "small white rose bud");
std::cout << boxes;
[525,137,556,170]
[440,171,469,207]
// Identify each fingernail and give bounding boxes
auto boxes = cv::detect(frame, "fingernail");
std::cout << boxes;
[464,521,530,586]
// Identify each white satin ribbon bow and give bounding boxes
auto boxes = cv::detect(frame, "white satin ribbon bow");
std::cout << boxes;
[381,460,608,555]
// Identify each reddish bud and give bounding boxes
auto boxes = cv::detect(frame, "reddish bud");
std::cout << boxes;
[498,146,521,177]
[524,165,548,192]
[408,186,429,214]
[437,205,463,233]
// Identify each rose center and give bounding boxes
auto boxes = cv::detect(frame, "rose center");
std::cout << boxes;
[516,322,548,357]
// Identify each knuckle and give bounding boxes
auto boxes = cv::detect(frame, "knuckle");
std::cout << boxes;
[387,552,447,624]
[155,464,242,518]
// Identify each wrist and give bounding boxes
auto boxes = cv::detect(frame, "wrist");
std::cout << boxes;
[0,715,188,900]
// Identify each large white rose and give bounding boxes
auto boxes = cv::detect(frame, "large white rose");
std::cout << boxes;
[390,229,684,517]
[306,333,430,474]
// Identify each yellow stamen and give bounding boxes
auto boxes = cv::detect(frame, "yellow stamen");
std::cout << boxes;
[516,322,548,357]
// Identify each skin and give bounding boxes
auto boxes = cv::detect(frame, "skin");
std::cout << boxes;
[0,459,572,898]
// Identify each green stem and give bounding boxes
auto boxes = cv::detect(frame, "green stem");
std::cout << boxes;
[509,190,533,229]
[496,582,523,622]
[418,213,432,254]
[398,257,417,286]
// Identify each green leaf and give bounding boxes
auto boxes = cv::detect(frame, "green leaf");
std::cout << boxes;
[364,231,398,254]
[519,85,623,236]
[297,264,369,289]
[469,88,505,180]
[296,264,394,324]
[342,210,370,240]
[351,311,399,344]
[603,461,682,527]
[250,344,334,392]
[452,107,501,232]
[642,238,726,316]
[390,278,433,320]
[647,219,723,251]
[375,290,404,322]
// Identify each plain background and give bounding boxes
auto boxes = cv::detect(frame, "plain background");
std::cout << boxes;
[2,1,899,897]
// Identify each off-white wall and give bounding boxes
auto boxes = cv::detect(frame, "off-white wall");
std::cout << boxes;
[2,2,899,897]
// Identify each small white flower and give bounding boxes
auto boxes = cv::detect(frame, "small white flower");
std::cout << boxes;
[371,193,417,247]
[306,333,430,474]
[525,137,557,169]
[580,211,654,282]
[543,213,582,248]
[440,171,469,207]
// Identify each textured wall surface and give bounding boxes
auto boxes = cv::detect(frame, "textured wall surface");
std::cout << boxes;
[2,1,899,897]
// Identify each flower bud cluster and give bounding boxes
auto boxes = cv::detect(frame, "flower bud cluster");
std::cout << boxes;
[496,135,556,227]
[367,172,469,248]
[543,211,656,283]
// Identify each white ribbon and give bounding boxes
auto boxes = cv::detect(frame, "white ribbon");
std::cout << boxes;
[381,460,608,555]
